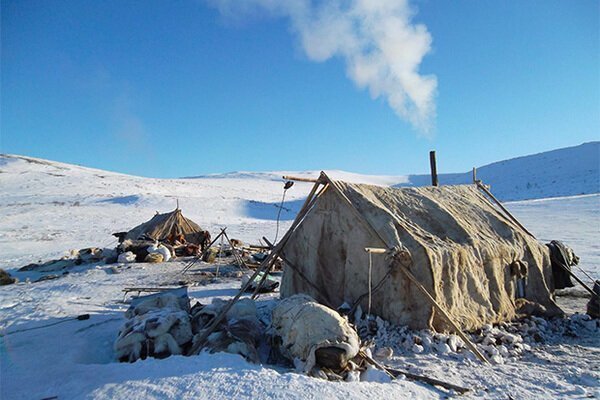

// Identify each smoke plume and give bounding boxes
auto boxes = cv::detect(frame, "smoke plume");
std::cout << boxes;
[209,0,437,133]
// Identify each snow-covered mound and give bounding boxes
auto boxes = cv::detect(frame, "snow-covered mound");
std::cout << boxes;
[397,142,600,201]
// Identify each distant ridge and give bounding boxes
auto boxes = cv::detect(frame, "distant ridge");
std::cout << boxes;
[396,141,599,201]
[2,142,598,202]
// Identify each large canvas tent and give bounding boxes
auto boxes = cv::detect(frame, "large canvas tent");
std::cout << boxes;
[278,173,562,331]
[124,208,209,246]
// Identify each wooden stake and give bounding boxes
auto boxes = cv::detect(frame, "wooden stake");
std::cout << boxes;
[430,151,439,186]
[360,350,472,394]
[365,247,388,254]
[472,167,477,183]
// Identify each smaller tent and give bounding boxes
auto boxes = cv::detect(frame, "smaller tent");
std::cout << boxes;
[125,209,210,247]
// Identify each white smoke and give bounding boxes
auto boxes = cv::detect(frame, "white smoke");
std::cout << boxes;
[208,0,437,133]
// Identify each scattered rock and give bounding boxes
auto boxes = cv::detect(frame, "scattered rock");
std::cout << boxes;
[0,268,16,285]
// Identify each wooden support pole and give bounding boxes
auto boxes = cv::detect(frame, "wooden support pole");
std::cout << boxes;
[365,247,388,254]
[430,151,439,186]
[188,254,277,355]
[476,181,535,238]
[180,229,226,274]
[274,252,335,308]
[399,265,489,364]
[282,175,321,183]
[360,350,472,394]
[222,229,249,270]
[472,167,477,183]
[555,262,599,300]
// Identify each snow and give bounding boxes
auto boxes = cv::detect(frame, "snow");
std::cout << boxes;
[397,141,600,201]
[0,148,599,399]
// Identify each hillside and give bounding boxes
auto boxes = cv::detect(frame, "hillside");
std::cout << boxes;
[396,142,600,200]
[189,142,600,201]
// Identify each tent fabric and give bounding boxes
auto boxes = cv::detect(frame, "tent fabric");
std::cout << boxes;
[280,180,562,331]
[124,209,207,245]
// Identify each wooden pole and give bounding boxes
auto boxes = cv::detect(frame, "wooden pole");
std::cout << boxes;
[222,229,249,270]
[180,229,226,274]
[273,252,335,308]
[477,182,595,297]
[476,181,535,238]
[472,167,477,183]
[365,247,388,254]
[188,254,277,355]
[399,265,489,364]
[554,262,599,300]
[429,151,439,186]
[282,175,322,183]
[360,350,471,394]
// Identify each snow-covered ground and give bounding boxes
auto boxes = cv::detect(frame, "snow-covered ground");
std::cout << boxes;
[0,151,599,399]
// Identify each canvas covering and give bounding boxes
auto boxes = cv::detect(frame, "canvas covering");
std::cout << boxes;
[125,209,206,244]
[280,180,562,331]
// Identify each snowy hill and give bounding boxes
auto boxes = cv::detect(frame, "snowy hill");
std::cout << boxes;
[396,142,600,201]
[188,142,600,201]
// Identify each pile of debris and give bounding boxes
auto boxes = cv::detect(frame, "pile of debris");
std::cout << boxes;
[190,298,265,363]
[114,289,266,363]
[115,289,192,362]
[113,290,474,391]
[0,268,17,285]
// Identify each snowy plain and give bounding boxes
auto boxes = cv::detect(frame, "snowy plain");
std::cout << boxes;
[0,148,599,400]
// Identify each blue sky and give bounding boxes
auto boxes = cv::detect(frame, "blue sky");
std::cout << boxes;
[1,0,598,178]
